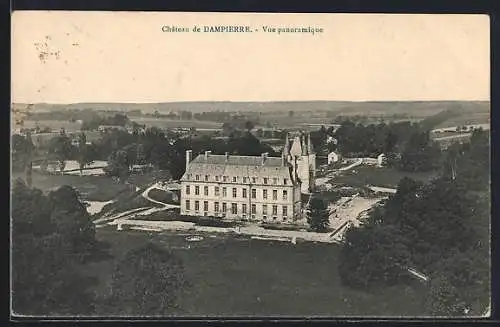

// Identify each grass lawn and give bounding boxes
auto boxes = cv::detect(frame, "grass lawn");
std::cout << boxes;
[333,166,437,189]
[11,171,130,201]
[82,228,428,317]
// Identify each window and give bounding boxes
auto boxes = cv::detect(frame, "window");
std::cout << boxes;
[282,205,288,217]
[242,189,247,198]
[195,175,200,181]
[263,189,268,199]
[242,204,247,214]
[195,200,200,211]
[185,185,190,195]
[223,176,228,182]
[195,186,200,195]
[185,200,190,210]
[204,201,208,211]
[284,178,288,185]
[264,177,268,184]
[232,176,237,183]
[251,204,256,214]
[272,205,278,216]
[273,190,277,200]
[222,202,227,212]
[231,203,238,214]
[243,177,248,183]
[215,202,220,212]
[205,175,209,181]
[215,186,220,196]
[204,186,209,196]
[252,177,257,183]
[251,189,256,199]
[273,177,278,185]
[232,188,237,198]
[263,204,268,215]
[283,190,288,200]
[222,187,227,197]
[216,175,220,182]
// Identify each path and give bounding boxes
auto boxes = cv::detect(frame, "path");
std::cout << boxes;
[94,182,180,226]
[141,182,180,210]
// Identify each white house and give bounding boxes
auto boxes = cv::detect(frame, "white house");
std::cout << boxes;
[327,152,341,165]
[377,153,387,167]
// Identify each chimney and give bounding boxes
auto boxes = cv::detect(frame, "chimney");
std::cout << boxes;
[225,152,229,161]
[261,152,268,165]
[185,150,192,171]
[204,150,212,160]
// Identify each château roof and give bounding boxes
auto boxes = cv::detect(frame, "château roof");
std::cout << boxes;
[182,154,297,183]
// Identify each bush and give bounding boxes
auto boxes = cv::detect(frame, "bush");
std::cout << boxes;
[261,223,302,231]
[195,217,238,228]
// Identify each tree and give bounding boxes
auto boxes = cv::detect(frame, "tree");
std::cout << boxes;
[11,180,97,315]
[47,185,96,258]
[306,197,330,232]
[48,134,74,173]
[107,242,187,316]
[76,132,95,174]
[105,150,130,182]
[244,120,255,132]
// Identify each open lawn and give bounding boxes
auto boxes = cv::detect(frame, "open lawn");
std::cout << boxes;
[11,171,130,201]
[333,166,437,189]
[82,228,428,317]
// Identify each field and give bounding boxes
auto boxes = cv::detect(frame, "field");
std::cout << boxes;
[20,119,83,133]
[11,171,130,201]
[433,112,490,129]
[333,166,437,189]
[131,117,221,129]
[83,228,428,317]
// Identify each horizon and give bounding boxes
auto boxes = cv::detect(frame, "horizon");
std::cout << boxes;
[12,99,491,106]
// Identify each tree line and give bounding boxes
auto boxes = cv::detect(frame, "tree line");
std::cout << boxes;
[338,128,490,316]
[11,180,187,316]
[332,120,442,172]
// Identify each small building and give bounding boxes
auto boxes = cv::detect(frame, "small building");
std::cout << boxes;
[98,125,127,133]
[327,152,341,165]
[377,153,387,167]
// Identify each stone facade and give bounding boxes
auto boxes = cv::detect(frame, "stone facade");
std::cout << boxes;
[180,151,302,223]
[282,131,316,194]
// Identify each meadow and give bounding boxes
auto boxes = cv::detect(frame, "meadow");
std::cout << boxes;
[11,171,130,201]
[332,166,437,189]
[84,228,428,317]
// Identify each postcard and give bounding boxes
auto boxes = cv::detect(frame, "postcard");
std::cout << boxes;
[10,11,490,319]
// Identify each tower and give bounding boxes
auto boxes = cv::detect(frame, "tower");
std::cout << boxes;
[285,131,316,194]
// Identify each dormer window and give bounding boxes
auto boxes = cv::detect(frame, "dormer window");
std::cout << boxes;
[223,176,228,182]
[264,177,268,185]
[284,178,288,185]
[195,175,200,181]
[205,175,209,181]
[232,176,237,183]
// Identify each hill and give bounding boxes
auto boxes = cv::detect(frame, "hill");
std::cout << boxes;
[12,100,490,116]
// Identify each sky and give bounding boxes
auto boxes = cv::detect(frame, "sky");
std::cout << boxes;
[11,12,490,103]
